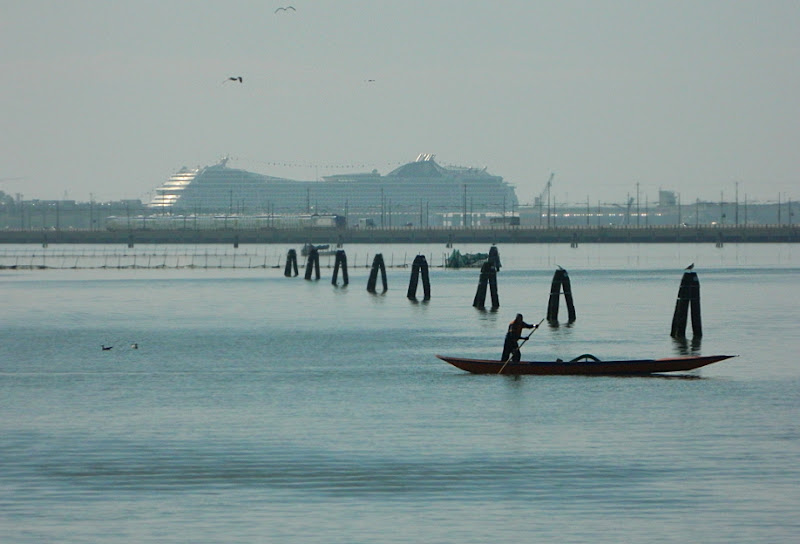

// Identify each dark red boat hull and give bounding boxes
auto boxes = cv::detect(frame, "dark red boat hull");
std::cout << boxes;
[436,354,736,375]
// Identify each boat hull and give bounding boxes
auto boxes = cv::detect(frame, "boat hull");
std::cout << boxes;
[436,354,736,375]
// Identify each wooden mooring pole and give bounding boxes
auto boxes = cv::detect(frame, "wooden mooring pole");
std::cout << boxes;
[407,255,431,301]
[367,254,388,293]
[304,246,320,281]
[670,271,702,337]
[331,249,349,286]
[472,261,499,309]
[488,246,502,270]
[284,249,298,277]
[546,268,576,323]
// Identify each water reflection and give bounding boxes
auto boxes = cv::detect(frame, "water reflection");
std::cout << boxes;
[672,335,702,355]
[546,319,576,329]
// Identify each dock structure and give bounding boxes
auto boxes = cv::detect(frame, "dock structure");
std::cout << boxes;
[332,249,349,286]
[304,246,320,280]
[3,223,800,245]
[366,254,388,293]
[284,249,298,277]
[407,254,431,301]
[670,271,702,337]
[472,261,499,309]
[546,268,576,323]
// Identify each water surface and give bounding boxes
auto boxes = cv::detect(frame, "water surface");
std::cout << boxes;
[2,243,798,543]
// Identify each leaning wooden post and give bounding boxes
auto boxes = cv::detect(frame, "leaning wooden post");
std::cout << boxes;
[472,261,490,308]
[546,269,565,322]
[689,276,702,337]
[419,255,431,300]
[284,249,298,277]
[367,253,387,293]
[407,255,431,300]
[340,250,349,285]
[561,269,576,322]
[488,265,499,308]
[488,246,502,270]
[304,246,320,281]
[407,256,420,298]
[474,261,499,308]
[332,249,349,286]
[671,271,702,337]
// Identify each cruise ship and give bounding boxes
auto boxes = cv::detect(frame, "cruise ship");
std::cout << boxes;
[148,154,519,227]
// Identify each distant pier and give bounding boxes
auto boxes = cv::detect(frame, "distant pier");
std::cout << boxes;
[0,225,797,245]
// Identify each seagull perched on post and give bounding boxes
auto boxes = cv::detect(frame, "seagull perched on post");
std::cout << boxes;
[223,76,243,84]
[685,263,694,270]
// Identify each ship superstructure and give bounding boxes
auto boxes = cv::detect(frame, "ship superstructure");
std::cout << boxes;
[148,154,519,226]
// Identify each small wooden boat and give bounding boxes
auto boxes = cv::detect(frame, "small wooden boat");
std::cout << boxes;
[436,353,736,376]
[301,243,336,257]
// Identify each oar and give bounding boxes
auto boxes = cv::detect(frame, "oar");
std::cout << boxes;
[498,318,545,374]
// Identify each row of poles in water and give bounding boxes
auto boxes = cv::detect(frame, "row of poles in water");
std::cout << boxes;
[283,247,431,300]
[281,244,703,337]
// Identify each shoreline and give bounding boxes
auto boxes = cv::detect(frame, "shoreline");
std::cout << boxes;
[1,225,798,245]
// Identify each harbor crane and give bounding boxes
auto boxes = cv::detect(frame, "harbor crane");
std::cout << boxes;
[534,173,554,227]
[608,196,636,225]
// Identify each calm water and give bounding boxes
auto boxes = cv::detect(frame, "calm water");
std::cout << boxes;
[1,243,799,543]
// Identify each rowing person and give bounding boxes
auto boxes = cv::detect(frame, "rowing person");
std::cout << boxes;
[501,313,537,362]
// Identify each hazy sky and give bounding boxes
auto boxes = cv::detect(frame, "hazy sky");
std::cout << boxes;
[1,0,798,205]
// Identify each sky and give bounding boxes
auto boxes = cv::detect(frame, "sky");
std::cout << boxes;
[1,0,798,206]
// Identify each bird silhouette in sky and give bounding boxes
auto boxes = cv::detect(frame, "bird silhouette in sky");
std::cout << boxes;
[275,6,296,13]
[223,76,243,84]
[685,263,695,270]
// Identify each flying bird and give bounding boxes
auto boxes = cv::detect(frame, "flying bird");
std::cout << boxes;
[223,76,243,84]
[685,263,694,270]
[275,6,296,13]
